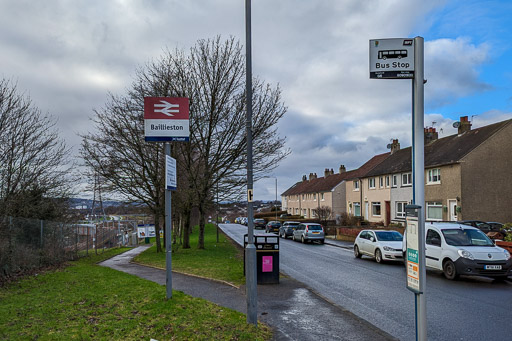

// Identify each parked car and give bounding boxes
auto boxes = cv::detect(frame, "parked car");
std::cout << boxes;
[254,218,266,229]
[354,230,403,263]
[458,220,494,233]
[280,213,292,219]
[279,221,300,239]
[404,222,512,280]
[265,221,281,234]
[292,223,325,244]
[487,222,510,235]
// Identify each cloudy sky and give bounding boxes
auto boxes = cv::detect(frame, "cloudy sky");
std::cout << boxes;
[1,0,511,201]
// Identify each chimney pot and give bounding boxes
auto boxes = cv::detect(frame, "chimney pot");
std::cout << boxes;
[339,165,346,173]
[390,139,400,154]
[458,116,472,134]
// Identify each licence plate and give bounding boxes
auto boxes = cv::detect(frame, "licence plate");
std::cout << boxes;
[484,265,502,270]
[312,232,320,234]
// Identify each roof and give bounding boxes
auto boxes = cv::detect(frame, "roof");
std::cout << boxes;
[281,152,390,196]
[365,119,512,177]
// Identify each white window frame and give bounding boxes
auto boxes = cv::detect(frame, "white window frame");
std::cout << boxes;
[396,201,407,218]
[386,176,390,188]
[427,168,441,184]
[392,174,398,187]
[371,202,381,216]
[402,172,412,187]
[321,193,325,201]
[353,180,360,191]
[426,201,443,221]
[379,176,384,188]
[369,178,376,189]
[313,193,317,201]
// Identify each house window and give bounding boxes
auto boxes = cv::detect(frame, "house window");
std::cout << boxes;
[354,180,359,191]
[402,173,412,186]
[427,168,441,184]
[303,209,307,216]
[372,202,381,216]
[313,193,316,201]
[426,202,443,221]
[295,208,298,214]
[396,202,407,218]
[302,194,304,200]
[392,175,398,187]
[353,202,361,216]
[379,176,384,188]
[369,178,376,189]
[321,193,325,201]
[386,176,390,188]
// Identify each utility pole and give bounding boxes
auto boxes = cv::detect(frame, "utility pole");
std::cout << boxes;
[245,0,257,326]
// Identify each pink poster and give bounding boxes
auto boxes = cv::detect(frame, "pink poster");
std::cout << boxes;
[262,256,273,272]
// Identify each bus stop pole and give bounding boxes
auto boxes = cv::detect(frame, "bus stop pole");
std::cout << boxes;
[412,36,427,341]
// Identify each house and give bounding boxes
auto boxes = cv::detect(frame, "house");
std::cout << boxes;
[363,116,512,224]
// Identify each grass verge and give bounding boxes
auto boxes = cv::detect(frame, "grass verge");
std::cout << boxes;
[0,248,271,340]
[133,224,245,286]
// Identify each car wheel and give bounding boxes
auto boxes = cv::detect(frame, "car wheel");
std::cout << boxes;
[301,236,305,244]
[320,239,324,244]
[443,259,459,280]
[354,245,361,258]
[292,234,296,241]
[375,249,383,263]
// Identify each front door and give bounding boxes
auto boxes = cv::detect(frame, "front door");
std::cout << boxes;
[448,199,457,221]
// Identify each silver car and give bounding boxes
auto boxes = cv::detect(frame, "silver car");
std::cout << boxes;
[292,223,325,244]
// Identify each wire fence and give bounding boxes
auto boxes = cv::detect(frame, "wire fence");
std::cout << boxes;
[0,217,136,283]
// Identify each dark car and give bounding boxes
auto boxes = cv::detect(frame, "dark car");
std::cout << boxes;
[459,220,506,234]
[279,221,300,239]
[254,218,266,229]
[265,221,281,234]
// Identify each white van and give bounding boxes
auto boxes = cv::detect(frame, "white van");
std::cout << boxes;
[404,222,512,280]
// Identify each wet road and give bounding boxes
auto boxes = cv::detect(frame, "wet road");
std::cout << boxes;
[220,223,512,341]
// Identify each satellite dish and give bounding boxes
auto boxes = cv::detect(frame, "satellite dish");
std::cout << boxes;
[453,122,460,128]
[386,144,392,149]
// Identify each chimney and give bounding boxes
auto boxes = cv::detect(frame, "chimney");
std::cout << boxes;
[302,175,307,182]
[424,127,439,145]
[458,116,472,134]
[390,139,400,154]
[330,168,334,175]
[309,173,317,180]
[339,165,346,173]
[324,168,330,177]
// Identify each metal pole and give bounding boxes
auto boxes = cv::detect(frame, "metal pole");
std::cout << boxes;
[245,0,258,325]
[216,179,219,243]
[412,36,427,341]
[165,142,173,299]
[275,178,278,221]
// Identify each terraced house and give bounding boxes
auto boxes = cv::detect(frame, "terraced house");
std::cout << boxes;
[282,116,512,225]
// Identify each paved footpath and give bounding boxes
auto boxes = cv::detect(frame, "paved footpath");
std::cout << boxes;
[100,246,396,341]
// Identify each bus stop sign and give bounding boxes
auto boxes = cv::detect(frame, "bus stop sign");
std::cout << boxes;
[370,38,415,79]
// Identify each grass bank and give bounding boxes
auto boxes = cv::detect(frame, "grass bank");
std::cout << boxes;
[0,248,271,340]
[133,224,245,286]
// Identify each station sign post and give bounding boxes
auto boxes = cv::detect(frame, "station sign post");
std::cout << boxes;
[144,96,189,300]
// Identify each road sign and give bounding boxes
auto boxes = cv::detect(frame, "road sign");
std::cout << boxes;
[369,38,414,79]
[166,155,177,190]
[144,97,190,142]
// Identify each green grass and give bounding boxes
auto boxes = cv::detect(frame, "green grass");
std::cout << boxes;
[0,248,271,340]
[134,224,245,286]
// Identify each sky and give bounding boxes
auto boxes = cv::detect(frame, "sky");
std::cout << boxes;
[1,0,511,201]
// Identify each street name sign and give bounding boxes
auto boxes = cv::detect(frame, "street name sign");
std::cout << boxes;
[369,38,415,79]
[144,97,190,142]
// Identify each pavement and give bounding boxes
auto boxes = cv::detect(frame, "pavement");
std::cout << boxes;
[100,244,396,341]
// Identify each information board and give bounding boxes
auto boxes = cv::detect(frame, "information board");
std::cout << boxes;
[370,38,415,79]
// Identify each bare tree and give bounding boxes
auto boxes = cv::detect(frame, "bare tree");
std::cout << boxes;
[0,79,73,219]
[314,206,332,227]
[81,36,289,251]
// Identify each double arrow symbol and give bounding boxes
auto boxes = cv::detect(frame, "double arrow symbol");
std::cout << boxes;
[154,100,180,117]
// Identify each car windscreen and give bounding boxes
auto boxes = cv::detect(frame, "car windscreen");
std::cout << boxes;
[307,225,322,230]
[442,228,494,246]
[375,231,403,241]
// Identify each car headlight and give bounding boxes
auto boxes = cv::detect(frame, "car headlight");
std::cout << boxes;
[504,249,511,260]
[457,249,474,260]
[383,246,393,251]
